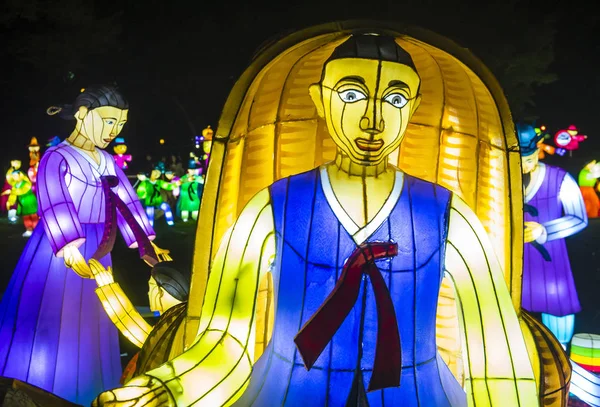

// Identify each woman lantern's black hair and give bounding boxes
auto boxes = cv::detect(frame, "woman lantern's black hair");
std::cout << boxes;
[151,261,191,302]
[46,85,128,120]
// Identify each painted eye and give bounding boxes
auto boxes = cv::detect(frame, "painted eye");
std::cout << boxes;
[384,93,408,108]
[104,119,115,125]
[118,122,126,127]
[338,89,367,103]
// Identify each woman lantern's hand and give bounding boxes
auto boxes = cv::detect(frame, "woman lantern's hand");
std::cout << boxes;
[63,244,94,279]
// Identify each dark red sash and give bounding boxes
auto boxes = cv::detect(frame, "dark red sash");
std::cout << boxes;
[294,242,401,392]
[92,175,157,265]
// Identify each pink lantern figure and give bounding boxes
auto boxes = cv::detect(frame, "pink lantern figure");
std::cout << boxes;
[554,125,587,154]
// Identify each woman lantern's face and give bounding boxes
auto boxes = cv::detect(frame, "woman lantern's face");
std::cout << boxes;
[76,106,128,149]
[310,58,421,165]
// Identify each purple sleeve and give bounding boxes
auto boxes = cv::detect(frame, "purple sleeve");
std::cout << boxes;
[37,150,85,255]
[114,164,156,247]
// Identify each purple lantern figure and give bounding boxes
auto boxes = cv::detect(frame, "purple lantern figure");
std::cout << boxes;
[518,123,588,348]
[0,86,160,405]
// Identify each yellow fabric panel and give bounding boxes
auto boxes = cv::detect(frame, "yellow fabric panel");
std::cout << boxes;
[214,138,244,251]
[477,145,510,286]
[436,275,464,385]
[237,125,276,209]
[276,121,318,179]
[254,271,274,362]
[438,130,478,206]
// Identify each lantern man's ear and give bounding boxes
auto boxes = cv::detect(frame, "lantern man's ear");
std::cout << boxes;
[309,83,325,118]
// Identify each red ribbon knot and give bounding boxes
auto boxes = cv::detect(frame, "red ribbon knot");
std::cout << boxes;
[294,241,401,392]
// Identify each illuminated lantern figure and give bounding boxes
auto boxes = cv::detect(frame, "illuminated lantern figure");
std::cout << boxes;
[1,160,21,221]
[578,160,600,218]
[88,259,189,384]
[0,86,163,406]
[163,171,179,211]
[27,137,41,193]
[519,123,588,348]
[96,33,541,407]
[200,125,213,174]
[554,125,587,157]
[113,137,132,170]
[178,161,204,222]
[136,168,175,227]
[536,126,566,159]
[569,333,600,406]
[5,169,39,237]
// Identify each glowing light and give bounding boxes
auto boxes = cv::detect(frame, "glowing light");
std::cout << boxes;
[159,139,165,145]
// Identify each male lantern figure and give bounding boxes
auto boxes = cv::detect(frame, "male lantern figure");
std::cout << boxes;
[519,123,587,348]
[96,35,537,407]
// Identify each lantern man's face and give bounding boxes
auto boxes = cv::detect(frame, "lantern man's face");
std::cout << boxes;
[150,169,161,180]
[113,144,127,155]
[10,160,21,169]
[522,153,539,174]
[76,106,128,150]
[310,58,421,165]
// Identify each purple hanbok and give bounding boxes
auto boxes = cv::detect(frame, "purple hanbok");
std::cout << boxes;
[0,141,155,405]
[522,163,587,316]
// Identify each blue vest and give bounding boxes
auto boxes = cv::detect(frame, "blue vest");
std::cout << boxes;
[234,168,466,406]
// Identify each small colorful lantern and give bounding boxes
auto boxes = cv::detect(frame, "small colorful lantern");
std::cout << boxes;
[535,125,566,159]
[571,334,600,373]
[554,125,587,154]
[578,160,600,218]
[112,137,132,170]
[569,333,600,407]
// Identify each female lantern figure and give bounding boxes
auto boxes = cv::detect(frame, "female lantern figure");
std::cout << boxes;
[0,86,166,406]
[578,160,600,218]
[96,35,537,407]
[136,168,175,227]
[519,123,588,348]
[113,137,132,170]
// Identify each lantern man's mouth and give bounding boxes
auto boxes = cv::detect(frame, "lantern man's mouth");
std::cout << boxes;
[355,138,384,151]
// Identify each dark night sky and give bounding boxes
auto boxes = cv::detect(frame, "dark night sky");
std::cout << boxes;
[2,0,600,176]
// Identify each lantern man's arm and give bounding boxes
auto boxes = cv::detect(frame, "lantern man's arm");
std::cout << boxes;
[541,174,587,242]
[136,182,149,200]
[94,189,276,407]
[89,260,153,348]
[444,195,539,407]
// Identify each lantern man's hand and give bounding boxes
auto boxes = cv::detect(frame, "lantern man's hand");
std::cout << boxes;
[63,244,94,279]
[89,259,115,287]
[92,375,174,407]
[524,221,547,244]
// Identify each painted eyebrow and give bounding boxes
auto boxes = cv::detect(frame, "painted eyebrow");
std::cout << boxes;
[387,80,409,89]
[337,76,366,84]
[102,117,118,120]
